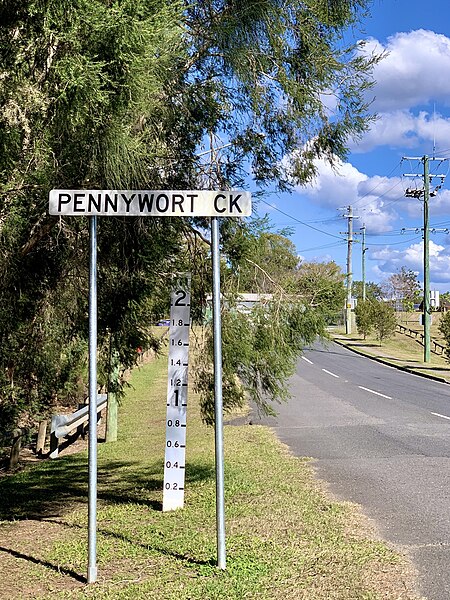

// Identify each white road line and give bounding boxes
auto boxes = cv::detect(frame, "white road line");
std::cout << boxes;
[358,386,392,400]
[322,368,339,378]
[431,412,450,421]
[302,356,313,365]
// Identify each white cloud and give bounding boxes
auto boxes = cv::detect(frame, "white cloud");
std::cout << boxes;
[295,159,402,233]
[370,239,450,285]
[351,110,450,153]
[303,159,366,208]
[352,30,450,153]
[363,30,450,112]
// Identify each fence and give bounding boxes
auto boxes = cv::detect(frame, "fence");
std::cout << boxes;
[49,394,107,459]
[396,324,446,356]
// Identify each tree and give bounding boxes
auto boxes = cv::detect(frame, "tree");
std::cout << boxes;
[184,0,380,191]
[195,295,325,422]
[0,0,190,443]
[383,267,421,312]
[0,0,380,435]
[438,312,450,361]
[233,226,299,293]
[355,300,375,340]
[352,280,383,302]
[372,302,397,345]
[295,261,346,322]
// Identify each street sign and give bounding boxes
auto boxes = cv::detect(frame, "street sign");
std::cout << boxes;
[49,189,251,217]
[163,275,191,512]
[49,186,252,579]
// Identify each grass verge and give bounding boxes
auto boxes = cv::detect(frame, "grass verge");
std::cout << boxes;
[332,327,450,382]
[0,356,421,599]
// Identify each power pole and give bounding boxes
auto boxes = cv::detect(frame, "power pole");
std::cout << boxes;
[403,155,448,363]
[423,157,431,363]
[340,206,357,334]
[361,224,367,303]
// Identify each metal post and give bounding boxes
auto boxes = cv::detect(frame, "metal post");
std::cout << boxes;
[346,206,353,334]
[87,216,98,583]
[423,156,431,363]
[211,216,226,570]
[361,224,367,303]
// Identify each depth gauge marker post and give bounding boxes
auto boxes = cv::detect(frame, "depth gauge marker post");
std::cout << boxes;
[163,275,191,511]
[49,188,251,580]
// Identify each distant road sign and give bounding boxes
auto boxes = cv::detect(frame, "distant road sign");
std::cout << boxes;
[49,189,251,217]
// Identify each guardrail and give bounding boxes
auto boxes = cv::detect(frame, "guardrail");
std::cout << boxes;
[49,394,107,459]
[396,324,447,356]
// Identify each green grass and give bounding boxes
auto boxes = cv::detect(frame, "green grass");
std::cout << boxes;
[334,325,450,382]
[0,357,420,599]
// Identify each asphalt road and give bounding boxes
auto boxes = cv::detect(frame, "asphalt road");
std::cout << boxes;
[254,340,450,600]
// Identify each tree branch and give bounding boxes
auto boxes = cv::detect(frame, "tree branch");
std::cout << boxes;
[20,216,58,257]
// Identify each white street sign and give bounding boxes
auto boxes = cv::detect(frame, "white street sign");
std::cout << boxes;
[49,189,251,217]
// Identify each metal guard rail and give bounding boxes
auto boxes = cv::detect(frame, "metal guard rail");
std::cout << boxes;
[50,393,107,458]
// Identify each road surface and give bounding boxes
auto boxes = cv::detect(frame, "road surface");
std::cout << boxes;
[254,340,450,600]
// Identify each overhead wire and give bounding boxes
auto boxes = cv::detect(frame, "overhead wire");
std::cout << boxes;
[259,198,344,240]
[297,240,347,253]
[350,160,403,209]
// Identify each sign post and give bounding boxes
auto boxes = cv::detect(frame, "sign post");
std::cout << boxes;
[87,216,98,584]
[211,217,226,569]
[49,188,251,580]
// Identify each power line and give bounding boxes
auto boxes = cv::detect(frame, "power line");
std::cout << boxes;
[297,240,347,253]
[351,161,403,209]
[259,199,344,240]
[367,235,422,247]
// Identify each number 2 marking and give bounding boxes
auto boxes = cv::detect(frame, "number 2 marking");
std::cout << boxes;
[174,290,187,306]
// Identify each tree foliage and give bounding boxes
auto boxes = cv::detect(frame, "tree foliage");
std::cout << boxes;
[0,0,379,435]
[355,300,375,339]
[235,229,299,293]
[195,293,327,423]
[355,299,396,344]
[184,0,380,189]
[352,280,383,302]
[438,312,450,361]
[295,260,346,321]
[372,301,397,345]
[383,267,421,311]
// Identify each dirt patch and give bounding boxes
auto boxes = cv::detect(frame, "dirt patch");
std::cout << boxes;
[0,519,86,598]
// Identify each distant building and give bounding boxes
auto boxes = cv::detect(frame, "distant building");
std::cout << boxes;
[430,290,440,309]
[205,293,273,321]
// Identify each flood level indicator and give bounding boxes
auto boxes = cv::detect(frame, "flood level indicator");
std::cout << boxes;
[163,275,191,512]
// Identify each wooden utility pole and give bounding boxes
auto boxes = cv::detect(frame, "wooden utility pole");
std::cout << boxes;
[361,224,367,303]
[403,155,448,363]
[423,157,431,363]
[346,206,353,334]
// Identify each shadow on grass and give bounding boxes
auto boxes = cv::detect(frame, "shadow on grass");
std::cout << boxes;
[40,518,215,568]
[0,456,214,521]
[346,342,381,348]
[0,456,215,583]
[0,545,85,583]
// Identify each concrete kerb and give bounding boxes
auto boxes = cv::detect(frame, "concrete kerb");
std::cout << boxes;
[332,336,450,385]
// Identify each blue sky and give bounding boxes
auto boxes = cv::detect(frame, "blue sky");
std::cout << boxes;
[257,0,450,292]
